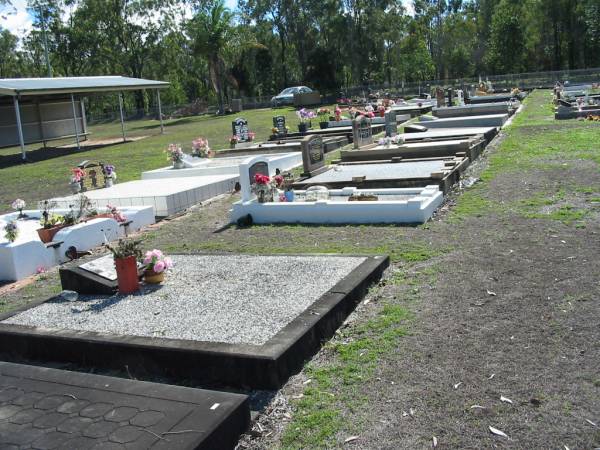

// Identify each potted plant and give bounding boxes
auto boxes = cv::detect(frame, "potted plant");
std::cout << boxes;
[317,108,330,129]
[11,199,27,219]
[36,200,64,243]
[70,168,85,193]
[106,238,142,294]
[296,108,315,133]
[166,144,185,169]
[4,220,18,243]
[103,164,117,187]
[142,249,173,284]
[192,137,212,158]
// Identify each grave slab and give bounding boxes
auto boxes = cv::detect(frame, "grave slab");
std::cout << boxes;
[50,175,238,217]
[294,156,469,193]
[433,102,513,118]
[0,254,388,389]
[0,361,249,449]
[418,113,508,128]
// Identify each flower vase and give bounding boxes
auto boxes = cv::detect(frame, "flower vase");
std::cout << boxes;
[144,269,165,284]
[105,178,114,188]
[173,160,185,169]
[114,256,140,294]
[285,190,295,202]
[298,123,308,133]
[70,182,81,194]
[257,189,272,203]
[319,121,328,129]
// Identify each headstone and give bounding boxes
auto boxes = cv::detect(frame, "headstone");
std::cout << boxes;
[249,161,269,181]
[77,161,107,192]
[384,110,398,137]
[352,115,373,149]
[273,116,287,135]
[446,88,454,107]
[456,90,465,106]
[232,117,249,142]
[301,135,326,177]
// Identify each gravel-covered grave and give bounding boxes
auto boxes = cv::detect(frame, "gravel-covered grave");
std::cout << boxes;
[4,255,366,345]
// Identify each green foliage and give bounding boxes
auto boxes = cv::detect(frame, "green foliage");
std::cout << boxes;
[106,238,142,260]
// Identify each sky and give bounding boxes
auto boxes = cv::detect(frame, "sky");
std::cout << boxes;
[1,0,413,39]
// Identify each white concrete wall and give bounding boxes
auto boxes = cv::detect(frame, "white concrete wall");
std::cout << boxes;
[231,186,443,224]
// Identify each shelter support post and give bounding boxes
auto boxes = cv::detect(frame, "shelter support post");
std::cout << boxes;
[157,90,164,134]
[70,93,80,150]
[118,92,126,142]
[13,96,26,160]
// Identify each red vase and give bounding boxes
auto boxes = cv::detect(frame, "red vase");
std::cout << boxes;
[115,256,139,294]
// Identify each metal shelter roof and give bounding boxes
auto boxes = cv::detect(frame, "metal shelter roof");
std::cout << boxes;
[0,76,169,97]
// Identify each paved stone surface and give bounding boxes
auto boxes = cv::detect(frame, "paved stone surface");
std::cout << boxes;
[0,362,249,449]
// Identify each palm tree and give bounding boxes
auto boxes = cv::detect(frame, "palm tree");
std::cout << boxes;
[188,0,234,114]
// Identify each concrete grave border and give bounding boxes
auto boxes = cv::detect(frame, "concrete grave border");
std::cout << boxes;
[0,254,389,390]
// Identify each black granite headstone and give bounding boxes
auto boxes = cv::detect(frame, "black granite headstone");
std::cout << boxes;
[232,117,249,142]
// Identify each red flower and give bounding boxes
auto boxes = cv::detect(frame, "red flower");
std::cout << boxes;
[254,174,270,185]
[274,175,284,187]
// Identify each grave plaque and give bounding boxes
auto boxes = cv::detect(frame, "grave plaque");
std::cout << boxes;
[80,254,118,280]
[77,160,107,192]
[446,88,454,107]
[352,115,373,149]
[232,117,249,142]
[384,110,398,137]
[249,161,269,181]
[301,135,326,177]
[273,116,287,135]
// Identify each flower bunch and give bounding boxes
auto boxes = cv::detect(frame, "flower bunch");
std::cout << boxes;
[271,127,279,134]
[103,164,117,179]
[254,174,270,185]
[297,108,316,123]
[11,199,26,218]
[334,106,343,121]
[248,131,256,141]
[107,204,127,223]
[143,249,173,274]
[192,137,211,157]
[378,105,386,113]
[230,135,239,145]
[4,220,18,243]
[317,107,331,117]
[365,104,374,113]
[166,144,184,162]
[71,168,85,183]
[378,135,405,146]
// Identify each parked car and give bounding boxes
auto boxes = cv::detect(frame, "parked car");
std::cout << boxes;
[271,86,313,107]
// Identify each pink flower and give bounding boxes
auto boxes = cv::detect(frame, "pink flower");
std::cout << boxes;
[151,249,163,258]
[36,266,46,274]
[163,257,173,268]
[153,260,166,273]
[143,251,154,265]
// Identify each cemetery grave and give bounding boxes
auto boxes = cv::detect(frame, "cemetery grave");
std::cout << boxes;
[0,254,388,390]
[433,101,516,118]
[418,113,510,128]
[141,152,302,180]
[339,136,486,162]
[0,361,250,449]
[293,157,469,194]
[50,175,239,218]
[0,205,154,281]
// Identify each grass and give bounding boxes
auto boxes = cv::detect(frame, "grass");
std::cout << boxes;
[0,105,329,212]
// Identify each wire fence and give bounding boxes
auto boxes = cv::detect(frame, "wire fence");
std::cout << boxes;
[86,67,600,124]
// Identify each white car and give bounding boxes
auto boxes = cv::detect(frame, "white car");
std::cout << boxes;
[271,86,313,107]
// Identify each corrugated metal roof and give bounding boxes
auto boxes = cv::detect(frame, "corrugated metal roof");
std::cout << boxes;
[0,76,169,96]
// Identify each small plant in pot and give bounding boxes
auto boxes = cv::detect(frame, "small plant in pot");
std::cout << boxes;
[102,164,117,187]
[142,249,173,284]
[229,135,239,148]
[166,144,185,169]
[317,108,330,129]
[296,108,315,133]
[69,168,85,193]
[36,200,65,243]
[11,198,27,219]
[4,220,18,243]
[106,238,142,294]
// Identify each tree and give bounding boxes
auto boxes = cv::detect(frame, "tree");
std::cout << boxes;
[484,0,525,74]
[188,0,235,113]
